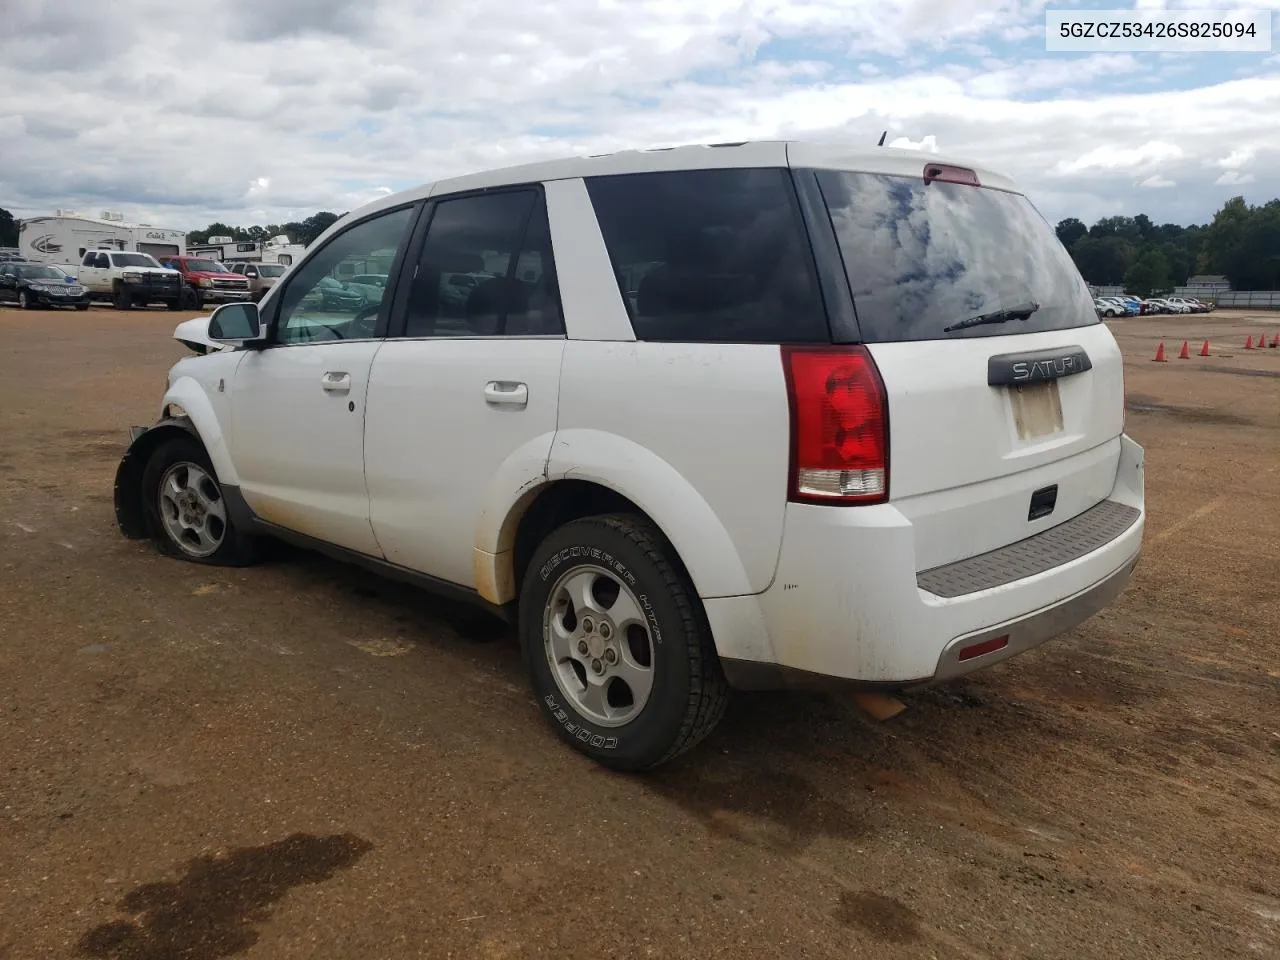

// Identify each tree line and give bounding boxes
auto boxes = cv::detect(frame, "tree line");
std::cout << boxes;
[1056,195,1280,296]
[5,193,1279,296]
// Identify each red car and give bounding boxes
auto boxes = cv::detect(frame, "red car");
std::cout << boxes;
[156,255,251,307]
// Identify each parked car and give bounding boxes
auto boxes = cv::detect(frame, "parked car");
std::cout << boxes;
[1166,296,1209,313]
[112,142,1145,770]
[1095,298,1124,318]
[71,250,183,310]
[0,261,90,309]
[156,255,251,307]
[227,261,289,302]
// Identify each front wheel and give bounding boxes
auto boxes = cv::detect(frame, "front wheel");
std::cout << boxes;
[113,285,133,310]
[520,513,729,771]
[140,436,257,565]
[75,303,89,311]
[18,290,32,309]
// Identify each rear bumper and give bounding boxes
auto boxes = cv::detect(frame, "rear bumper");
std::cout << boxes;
[708,433,1145,690]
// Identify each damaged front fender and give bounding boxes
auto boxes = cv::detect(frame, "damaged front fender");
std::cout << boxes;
[113,418,201,539]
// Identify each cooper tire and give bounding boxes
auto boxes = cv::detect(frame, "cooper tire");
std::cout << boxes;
[519,513,729,771]
[141,436,258,566]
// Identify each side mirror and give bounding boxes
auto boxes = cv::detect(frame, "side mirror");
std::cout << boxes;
[207,302,264,344]
[245,269,258,278]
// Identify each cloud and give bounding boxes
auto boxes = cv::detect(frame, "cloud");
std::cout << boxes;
[889,134,939,152]
[1138,175,1176,188]
[1210,147,1256,169]
[0,0,1276,232]
[1052,141,1184,175]
[1215,170,1256,185]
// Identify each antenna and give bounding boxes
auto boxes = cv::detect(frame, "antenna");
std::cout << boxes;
[877,130,887,146]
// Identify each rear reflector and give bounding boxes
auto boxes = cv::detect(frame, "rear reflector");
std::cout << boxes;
[957,634,1010,662]
[923,163,981,187]
[782,345,889,505]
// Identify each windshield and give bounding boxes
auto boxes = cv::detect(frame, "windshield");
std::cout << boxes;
[113,253,161,269]
[184,259,227,273]
[257,264,286,277]
[19,265,67,280]
[815,170,1098,342]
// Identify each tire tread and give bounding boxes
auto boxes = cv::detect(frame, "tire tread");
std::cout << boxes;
[588,512,730,767]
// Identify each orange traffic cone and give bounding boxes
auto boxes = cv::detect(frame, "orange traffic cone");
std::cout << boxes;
[1260,332,1268,349]
[1245,335,1254,349]
[1153,342,1167,362]
[1271,333,1279,348]
[1200,340,1211,357]
[1178,340,1190,359]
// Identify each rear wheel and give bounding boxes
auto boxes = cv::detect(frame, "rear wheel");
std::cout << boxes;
[520,513,729,771]
[141,436,257,565]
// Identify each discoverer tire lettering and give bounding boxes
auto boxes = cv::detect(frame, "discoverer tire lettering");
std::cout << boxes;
[521,513,729,771]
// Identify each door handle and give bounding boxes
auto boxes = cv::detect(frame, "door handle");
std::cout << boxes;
[484,381,528,407]
[322,371,352,393]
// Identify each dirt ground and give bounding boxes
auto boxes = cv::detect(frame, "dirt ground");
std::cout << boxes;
[1,305,1278,960]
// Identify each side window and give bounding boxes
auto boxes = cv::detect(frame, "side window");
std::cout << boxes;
[272,207,415,346]
[402,190,563,338]
[94,253,110,269]
[584,168,827,343]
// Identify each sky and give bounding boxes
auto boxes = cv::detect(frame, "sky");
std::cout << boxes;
[0,0,1277,233]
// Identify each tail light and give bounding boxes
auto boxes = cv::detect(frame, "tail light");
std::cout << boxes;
[782,345,889,505]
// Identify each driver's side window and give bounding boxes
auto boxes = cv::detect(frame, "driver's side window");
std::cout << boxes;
[273,206,415,346]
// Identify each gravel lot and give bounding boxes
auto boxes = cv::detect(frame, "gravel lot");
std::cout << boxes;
[1,306,1278,960]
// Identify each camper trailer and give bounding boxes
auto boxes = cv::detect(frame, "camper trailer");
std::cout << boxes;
[17,212,186,266]
[186,234,305,267]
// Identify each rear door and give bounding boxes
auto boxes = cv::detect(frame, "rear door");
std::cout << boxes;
[805,165,1124,571]
[363,187,565,589]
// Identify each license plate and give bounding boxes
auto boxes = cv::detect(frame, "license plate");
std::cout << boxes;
[1009,381,1063,440]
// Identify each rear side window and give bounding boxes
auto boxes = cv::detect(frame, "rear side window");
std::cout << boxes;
[815,170,1098,342]
[585,168,828,343]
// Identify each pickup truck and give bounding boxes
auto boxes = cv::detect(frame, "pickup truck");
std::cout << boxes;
[156,255,251,307]
[71,251,184,310]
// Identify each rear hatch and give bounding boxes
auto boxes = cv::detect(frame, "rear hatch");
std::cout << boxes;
[811,165,1125,572]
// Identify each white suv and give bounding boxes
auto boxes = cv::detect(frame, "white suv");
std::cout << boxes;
[113,142,1145,770]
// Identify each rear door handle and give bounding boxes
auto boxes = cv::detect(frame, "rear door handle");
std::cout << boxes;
[322,371,352,393]
[484,381,528,407]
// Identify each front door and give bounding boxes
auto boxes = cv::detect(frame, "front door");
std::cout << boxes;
[365,189,566,588]
[227,204,419,556]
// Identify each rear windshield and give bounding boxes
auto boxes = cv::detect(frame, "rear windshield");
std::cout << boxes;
[585,168,828,343]
[815,170,1098,342]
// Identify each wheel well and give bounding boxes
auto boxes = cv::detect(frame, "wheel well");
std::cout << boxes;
[113,420,200,539]
[510,480,688,602]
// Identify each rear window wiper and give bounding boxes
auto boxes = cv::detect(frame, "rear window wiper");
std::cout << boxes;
[943,300,1040,333]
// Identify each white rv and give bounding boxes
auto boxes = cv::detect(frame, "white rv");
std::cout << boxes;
[18,211,186,266]
[186,234,306,267]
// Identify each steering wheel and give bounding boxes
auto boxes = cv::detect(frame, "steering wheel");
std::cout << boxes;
[348,301,381,337]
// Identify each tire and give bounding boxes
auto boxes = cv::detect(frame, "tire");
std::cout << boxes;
[519,513,729,771]
[140,436,258,566]
[75,303,89,311]
[18,290,32,310]
[113,284,133,310]
[166,299,182,311]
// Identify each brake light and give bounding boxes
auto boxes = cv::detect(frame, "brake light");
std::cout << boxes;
[782,346,889,505]
[923,163,980,187]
